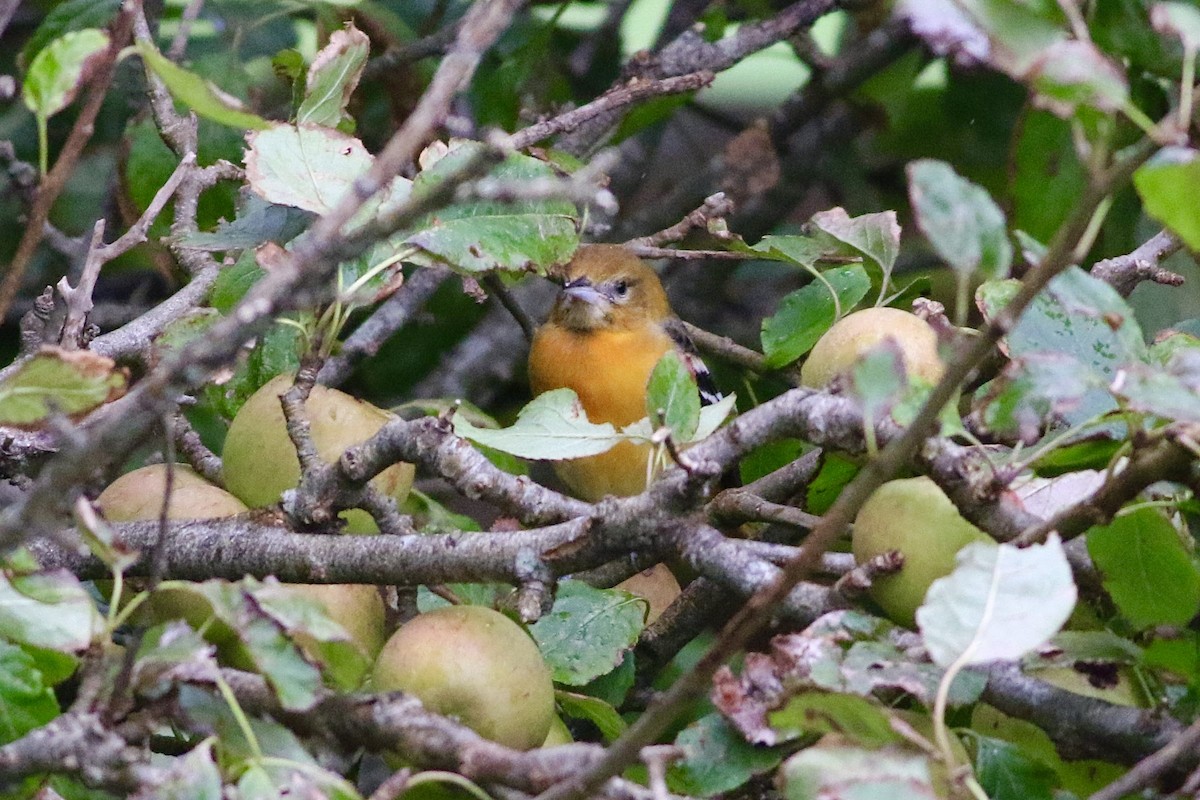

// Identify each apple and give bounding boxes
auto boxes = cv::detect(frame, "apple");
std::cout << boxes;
[290,582,387,661]
[97,464,386,664]
[97,463,249,521]
[372,605,555,750]
[542,715,574,746]
[615,563,681,624]
[222,374,415,534]
[800,307,944,389]
[95,463,248,613]
[852,477,992,628]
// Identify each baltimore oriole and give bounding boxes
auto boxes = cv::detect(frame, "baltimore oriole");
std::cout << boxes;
[528,244,719,501]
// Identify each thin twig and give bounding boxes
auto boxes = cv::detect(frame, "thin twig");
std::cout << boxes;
[509,72,715,150]
[166,0,205,61]
[56,222,107,350]
[626,193,735,248]
[1085,717,1200,800]
[0,5,136,322]
[484,273,537,341]
[1090,229,1184,297]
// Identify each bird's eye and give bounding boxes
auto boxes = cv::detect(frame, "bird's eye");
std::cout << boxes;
[613,280,629,297]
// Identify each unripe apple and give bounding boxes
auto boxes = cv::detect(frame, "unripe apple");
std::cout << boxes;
[615,563,681,624]
[95,464,248,615]
[97,464,386,665]
[97,463,249,521]
[222,374,415,534]
[290,583,387,661]
[542,715,574,746]
[852,477,992,628]
[800,307,944,388]
[372,605,555,750]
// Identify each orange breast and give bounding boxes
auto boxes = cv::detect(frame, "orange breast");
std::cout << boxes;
[528,325,674,500]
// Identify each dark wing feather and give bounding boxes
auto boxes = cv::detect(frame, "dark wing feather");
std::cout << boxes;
[663,318,723,407]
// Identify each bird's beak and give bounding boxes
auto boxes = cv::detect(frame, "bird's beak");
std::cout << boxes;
[562,279,606,306]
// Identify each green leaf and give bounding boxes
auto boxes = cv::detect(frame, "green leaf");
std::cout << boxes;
[297,23,369,128]
[582,651,635,707]
[668,714,782,798]
[977,267,1146,425]
[1086,508,1200,628]
[528,580,645,685]
[1050,630,1142,664]
[768,691,898,747]
[154,579,323,711]
[1010,113,1086,241]
[646,351,700,442]
[808,208,901,276]
[1142,633,1199,678]
[252,582,371,691]
[405,143,579,274]
[402,488,485,533]
[806,454,859,515]
[778,743,936,800]
[453,388,626,460]
[760,264,871,368]
[1134,147,1200,250]
[0,348,126,425]
[556,690,627,742]
[181,196,313,251]
[0,568,102,653]
[136,41,270,131]
[20,0,119,68]
[739,440,808,485]
[973,736,1058,800]
[974,354,1102,440]
[953,0,1067,76]
[209,250,266,313]
[0,640,59,745]
[1029,39,1129,118]
[22,28,109,120]
[908,159,1011,280]
[848,341,908,426]
[917,536,1076,668]
[150,310,221,366]
[745,235,830,269]
[1112,357,1200,423]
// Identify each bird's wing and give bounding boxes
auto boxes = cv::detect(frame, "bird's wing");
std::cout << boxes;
[663,318,723,407]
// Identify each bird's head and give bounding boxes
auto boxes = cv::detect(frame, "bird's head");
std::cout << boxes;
[547,245,670,332]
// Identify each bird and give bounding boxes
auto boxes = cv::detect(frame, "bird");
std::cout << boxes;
[528,244,720,501]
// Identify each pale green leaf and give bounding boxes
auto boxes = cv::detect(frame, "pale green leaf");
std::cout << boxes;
[1134,147,1200,250]
[646,351,700,442]
[297,23,369,127]
[137,41,270,131]
[779,744,937,800]
[529,580,645,685]
[0,569,102,653]
[908,159,1011,280]
[22,28,109,119]
[453,388,627,460]
[917,536,1076,668]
